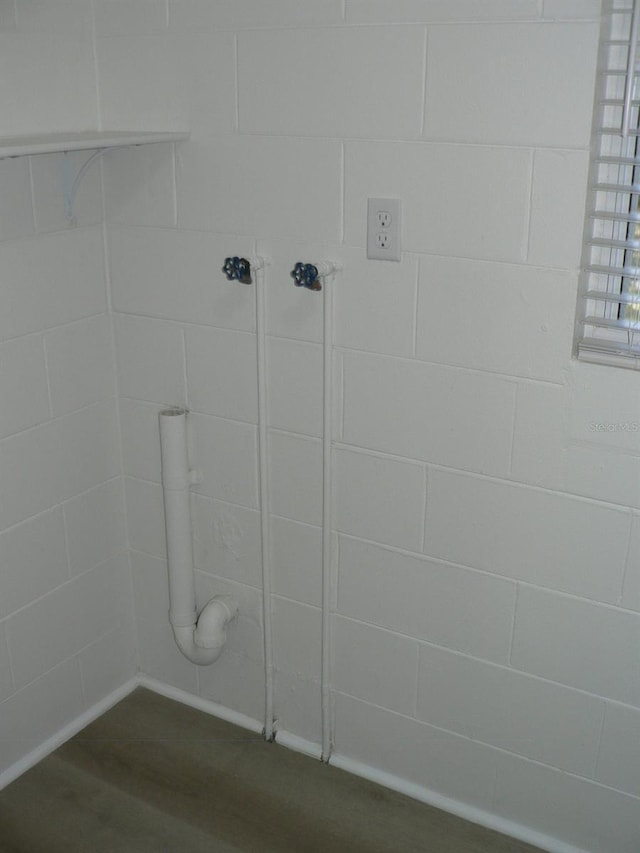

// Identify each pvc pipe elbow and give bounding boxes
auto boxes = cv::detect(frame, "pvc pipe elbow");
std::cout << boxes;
[194,595,238,649]
[170,595,238,666]
[315,261,342,278]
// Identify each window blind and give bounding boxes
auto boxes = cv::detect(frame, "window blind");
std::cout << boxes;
[577,0,640,368]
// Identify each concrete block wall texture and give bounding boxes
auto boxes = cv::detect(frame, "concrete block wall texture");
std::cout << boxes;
[0,1,97,137]
[98,1,640,850]
[1,1,639,851]
[0,3,137,778]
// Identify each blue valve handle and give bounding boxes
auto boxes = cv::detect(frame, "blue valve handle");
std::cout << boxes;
[291,262,321,291]
[222,257,252,284]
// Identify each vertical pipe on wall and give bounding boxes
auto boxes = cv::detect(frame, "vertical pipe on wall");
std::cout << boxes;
[159,408,199,629]
[289,259,340,758]
[321,265,338,763]
[159,407,238,666]
[255,260,275,741]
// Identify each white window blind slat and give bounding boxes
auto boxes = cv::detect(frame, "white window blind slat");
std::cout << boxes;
[576,0,640,368]
[585,288,640,303]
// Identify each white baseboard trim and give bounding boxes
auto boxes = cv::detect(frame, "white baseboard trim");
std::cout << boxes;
[137,675,264,736]
[0,677,138,791]
[274,729,323,760]
[330,752,590,853]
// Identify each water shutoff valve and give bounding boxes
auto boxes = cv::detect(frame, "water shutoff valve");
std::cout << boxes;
[222,256,252,284]
[291,262,322,291]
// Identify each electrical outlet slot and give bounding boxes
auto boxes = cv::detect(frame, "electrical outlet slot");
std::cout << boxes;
[367,198,401,262]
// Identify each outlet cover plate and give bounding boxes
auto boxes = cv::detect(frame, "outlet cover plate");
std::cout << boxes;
[367,197,401,261]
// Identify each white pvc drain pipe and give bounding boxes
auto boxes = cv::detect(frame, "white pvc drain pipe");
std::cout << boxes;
[159,407,238,665]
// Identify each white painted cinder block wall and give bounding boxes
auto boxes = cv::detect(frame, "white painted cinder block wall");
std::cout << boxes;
[0,0,639,851]
[97,1,640,850]
[0,1,135,778]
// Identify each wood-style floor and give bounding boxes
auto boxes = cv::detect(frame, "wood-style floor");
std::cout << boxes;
[0,688,545,852]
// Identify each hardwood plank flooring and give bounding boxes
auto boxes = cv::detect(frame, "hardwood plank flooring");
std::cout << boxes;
[0,688,545,853]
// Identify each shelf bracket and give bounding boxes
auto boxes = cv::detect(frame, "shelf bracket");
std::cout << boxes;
[63,148,108,225]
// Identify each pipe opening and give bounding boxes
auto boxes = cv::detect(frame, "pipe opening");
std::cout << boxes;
[160,407,187,418]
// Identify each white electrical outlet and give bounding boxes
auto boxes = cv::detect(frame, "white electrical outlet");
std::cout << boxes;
[367,197,401,261]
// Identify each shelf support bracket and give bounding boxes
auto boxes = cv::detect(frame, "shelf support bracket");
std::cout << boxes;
[63,149,108,225]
